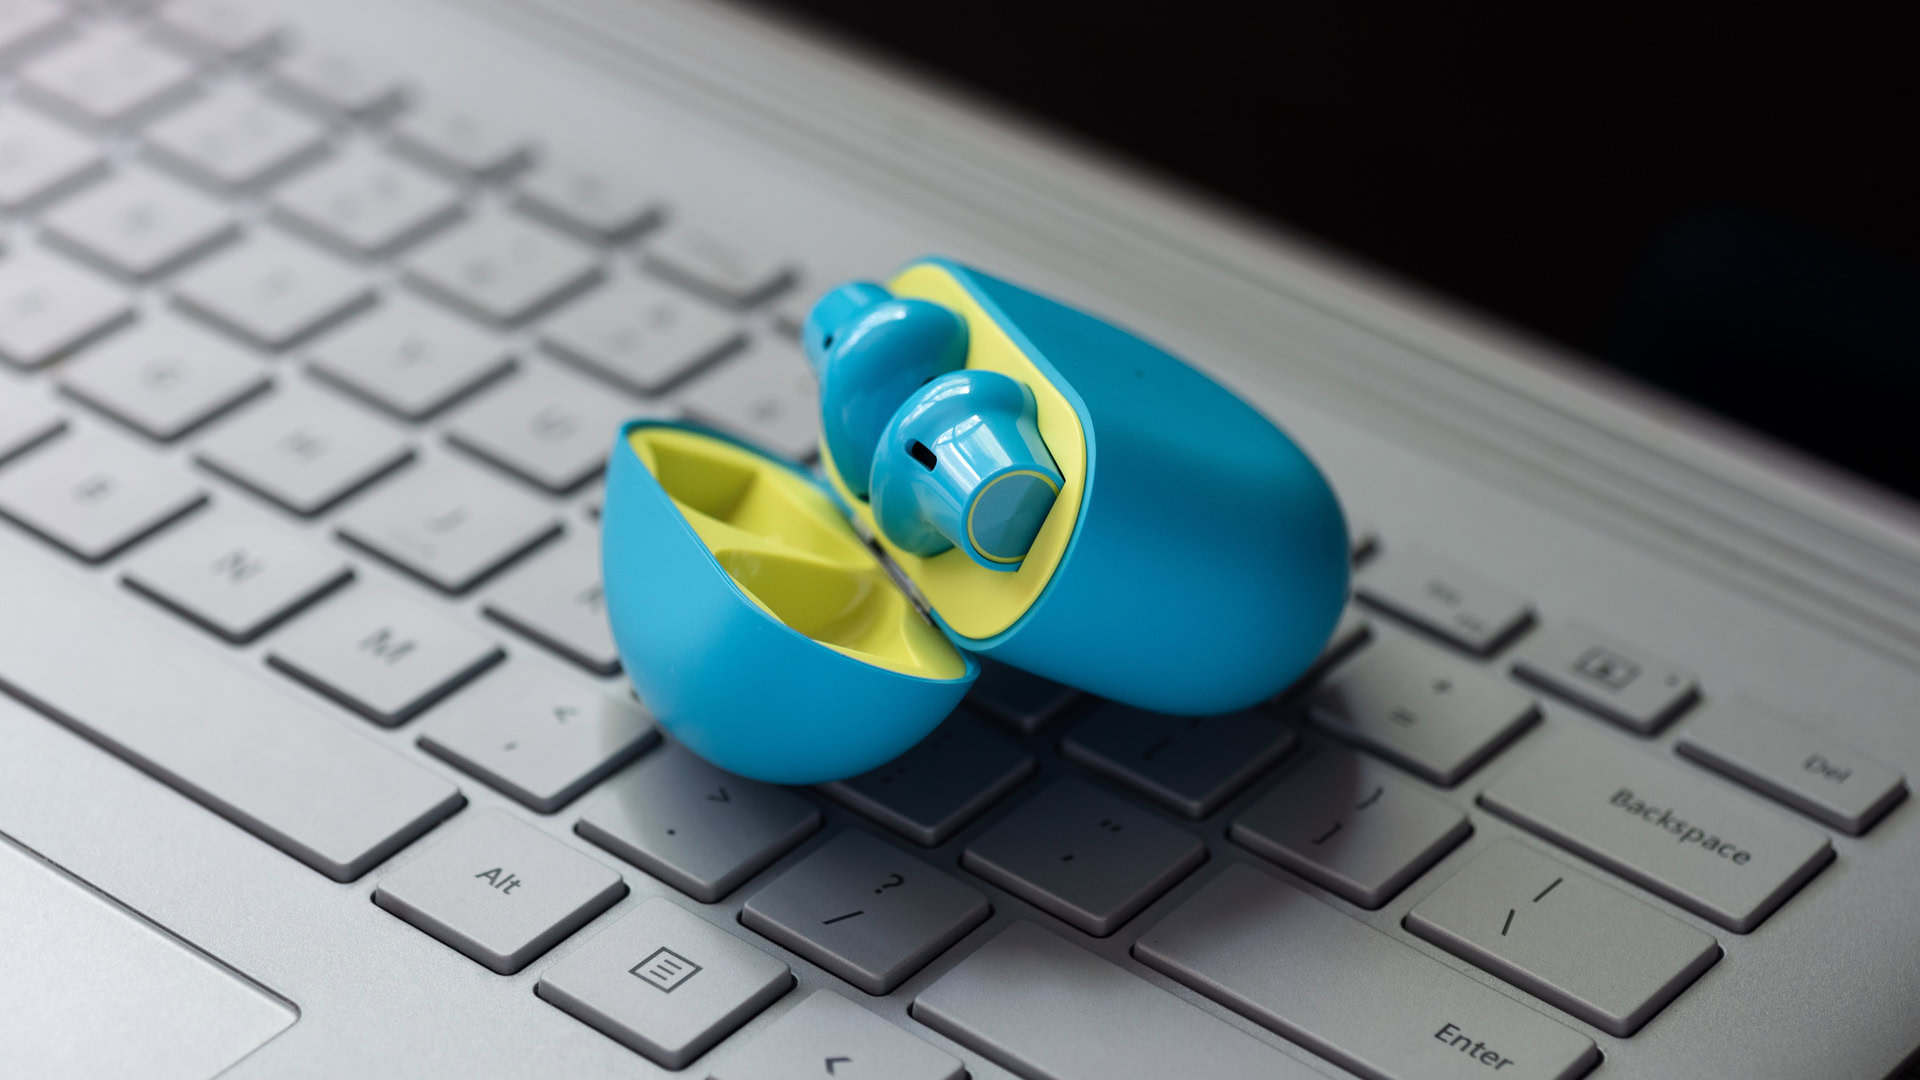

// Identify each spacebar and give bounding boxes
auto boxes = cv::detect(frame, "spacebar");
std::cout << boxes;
[1134,864,1598,1080]
[0,531,464,882]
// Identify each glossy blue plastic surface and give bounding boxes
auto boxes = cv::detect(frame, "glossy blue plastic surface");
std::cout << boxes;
[600,420,976,784]
[805,285,968,499]
[870,369,1062,568]
[921,259,1350,715]
[601,258,1349,782]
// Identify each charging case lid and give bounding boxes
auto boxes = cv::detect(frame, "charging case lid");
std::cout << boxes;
[602,421,976,784]
[602,259,1351,784]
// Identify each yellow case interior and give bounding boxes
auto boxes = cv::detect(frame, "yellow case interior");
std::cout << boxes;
[628,425,965,679]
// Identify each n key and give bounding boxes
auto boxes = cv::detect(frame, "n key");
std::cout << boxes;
[123,504,352,644]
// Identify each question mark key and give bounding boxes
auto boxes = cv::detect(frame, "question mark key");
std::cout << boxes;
[742,832,991,994]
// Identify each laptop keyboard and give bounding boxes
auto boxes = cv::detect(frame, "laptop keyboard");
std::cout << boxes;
[0,4,1905,1078]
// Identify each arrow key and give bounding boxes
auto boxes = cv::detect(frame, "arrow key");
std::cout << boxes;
[710,990,962,1080]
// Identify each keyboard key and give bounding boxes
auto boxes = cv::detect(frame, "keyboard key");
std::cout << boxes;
[1677,701,1908,835]
[42,166,239,280]
[445,365,640,493]
[373,809,625,974]
[1511,622,1699,734]
[767,283,812,339]
[0,393,65,464]
[267,584,504,726]
[0,104,107,212]
[390,102,532,181]
[677,338,820,461]
[537,896,791,1069]
[577,744,821,903]
[1350,520,1381,562]
[417,666,657,813]
[1480,728,1834,932]
[1280,605,1372,696]
[961,777,1204,936]
[1134,864,1598,1080]
[0,526,463,881]
[1356,549,1534,656]
[742,831,990,994]
[1230,749,1470,909]
[1405,840,1721,1037]
[19,27,199,129]
[144,84,327,192]
[58,315,267,440]
[1062,703,1297,819]
[714,990,963,1080]
[823,713,1033,846]
[912,921,1316,1080]
[403,209,600,325]
[304,296,510,420]
[642,226,793,308]
[0,0,65,63]
[194,387,413,515]
[121,503,350,642]
[540,275,743,395]
[965,658,1080,734]
[270,144,464,259]
[1311,635,1539,786]
[481,530,620,675]
[0,430,203,561]
[0,248,134,368]
[173,231,375,349]
[335,457,561,593]
[151,0,283,61]
[269,41,406,119]
[514,161,658,243]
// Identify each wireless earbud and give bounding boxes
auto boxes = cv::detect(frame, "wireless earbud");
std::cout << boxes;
[805,282,968,498]
[807,283,1064,570]
[869,369,1063,569]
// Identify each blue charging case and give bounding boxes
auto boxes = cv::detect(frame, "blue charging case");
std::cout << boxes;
[601,258,1350,783]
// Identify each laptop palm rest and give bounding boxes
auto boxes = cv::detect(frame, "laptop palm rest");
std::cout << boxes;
[0,832,296,1080]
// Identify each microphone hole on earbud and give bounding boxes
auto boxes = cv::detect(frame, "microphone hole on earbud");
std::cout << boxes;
[908,441,938,470]
[821,333,834,348]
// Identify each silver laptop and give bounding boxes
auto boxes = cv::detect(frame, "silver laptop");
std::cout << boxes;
[1,1,1914,1077]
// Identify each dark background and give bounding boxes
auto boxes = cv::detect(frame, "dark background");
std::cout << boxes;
[758,1,1920,498]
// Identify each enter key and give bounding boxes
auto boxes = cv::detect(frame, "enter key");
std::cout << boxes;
[1406,840,1721,1036]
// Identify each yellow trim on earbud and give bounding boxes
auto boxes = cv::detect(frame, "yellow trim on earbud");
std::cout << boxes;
[966,470,1061,564]
[820,262,1088,641]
